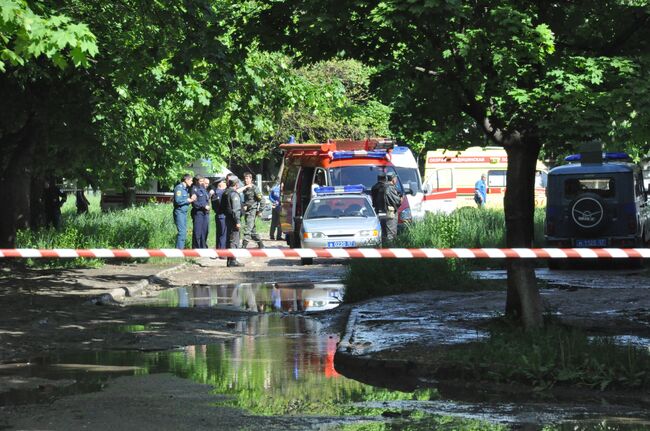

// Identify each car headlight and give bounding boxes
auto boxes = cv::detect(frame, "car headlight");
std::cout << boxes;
[359,230,379,237]
[399,208,412,221]
[303,232,326,239]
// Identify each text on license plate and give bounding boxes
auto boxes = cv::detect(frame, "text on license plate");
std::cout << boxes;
[327,241,356,248]
[574,238,607,247]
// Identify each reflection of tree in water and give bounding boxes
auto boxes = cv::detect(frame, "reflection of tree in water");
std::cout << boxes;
[150,315,439,416]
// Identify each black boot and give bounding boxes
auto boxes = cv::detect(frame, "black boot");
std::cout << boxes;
[227,259,244,267]
[241,240,249,249]
[257,240,265,249]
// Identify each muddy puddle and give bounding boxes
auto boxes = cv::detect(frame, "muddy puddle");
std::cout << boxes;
[138,281,345,313]
[1,311,649,429]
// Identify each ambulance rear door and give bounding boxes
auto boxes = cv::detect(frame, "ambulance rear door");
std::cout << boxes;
[422,168,456,214]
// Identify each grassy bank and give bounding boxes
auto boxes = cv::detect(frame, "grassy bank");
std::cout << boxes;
[16,192,273,268]
[443,321,650,392]
[344,207,545,302]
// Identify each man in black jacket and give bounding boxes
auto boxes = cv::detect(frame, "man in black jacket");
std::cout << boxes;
[221,176,244,267]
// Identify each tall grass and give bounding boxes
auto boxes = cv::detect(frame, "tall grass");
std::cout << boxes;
[344,207,546,302]
[402,206,546,248]
[17,192,274,268]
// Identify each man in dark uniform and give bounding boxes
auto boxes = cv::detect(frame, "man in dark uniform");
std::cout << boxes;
[44,178,67,229]
[190,175,210,248]
[383,172,402,243]
[241,172,264,249]
[371,172,387,213]
[268,182,281,240]
[173,174,195,249]
[221,176,244,267]
[211,177,227,249]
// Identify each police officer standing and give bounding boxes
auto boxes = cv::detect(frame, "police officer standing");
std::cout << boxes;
[173,174,195,249]
[211,177,227,249]
[241,172,264,249]
[268,182,281,240]
[382,172,402,243]
[221,176,244,267]
[190,175,210,248]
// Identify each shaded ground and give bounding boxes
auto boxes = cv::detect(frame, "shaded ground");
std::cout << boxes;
[2,250,650,428]
[0,240,350,365]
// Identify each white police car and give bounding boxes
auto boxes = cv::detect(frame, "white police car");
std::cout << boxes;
[300,185,381,263]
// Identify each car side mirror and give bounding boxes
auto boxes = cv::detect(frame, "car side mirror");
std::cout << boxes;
[402,183,411,195]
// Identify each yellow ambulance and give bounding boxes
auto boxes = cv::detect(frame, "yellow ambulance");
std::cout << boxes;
[423,146,548,210]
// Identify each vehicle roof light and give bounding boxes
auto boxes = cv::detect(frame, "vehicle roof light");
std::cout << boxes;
[392,146,409,154]
[330,150,390,160]
[565,152,630,162]
[314,185,365,195]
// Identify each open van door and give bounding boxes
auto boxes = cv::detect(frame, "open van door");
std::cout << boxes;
[422,168,456,214]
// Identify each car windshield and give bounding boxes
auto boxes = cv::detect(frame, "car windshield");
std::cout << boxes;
[329,166,402,193]
[304,196,375,219]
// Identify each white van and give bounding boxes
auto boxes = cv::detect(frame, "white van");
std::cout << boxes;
[388,146,426,220]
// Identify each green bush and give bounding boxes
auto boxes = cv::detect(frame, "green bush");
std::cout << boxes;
[344,207,546,302]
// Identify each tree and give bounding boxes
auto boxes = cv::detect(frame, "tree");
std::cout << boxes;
[0,0,97,246]
[256,0,650,328]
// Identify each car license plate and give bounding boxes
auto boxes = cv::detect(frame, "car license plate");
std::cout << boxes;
[574,238,607,247]
[327,241,356,248]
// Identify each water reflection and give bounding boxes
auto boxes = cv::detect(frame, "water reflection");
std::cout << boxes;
[2,315,648,429]
[151,282,344,313]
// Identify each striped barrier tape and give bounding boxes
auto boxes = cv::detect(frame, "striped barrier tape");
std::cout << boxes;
[1,248,650,259]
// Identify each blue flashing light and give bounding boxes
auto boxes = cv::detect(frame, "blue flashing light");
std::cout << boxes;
[288,135,296,144]
[392,146,409,154]
[331,150,388,160]
[565,152,630,162]
[314,185,365,195]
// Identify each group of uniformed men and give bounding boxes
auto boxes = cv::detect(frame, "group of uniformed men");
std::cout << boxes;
[173,172,264,267]
[371,171,402,243]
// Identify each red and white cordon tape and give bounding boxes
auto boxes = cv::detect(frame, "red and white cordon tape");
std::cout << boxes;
[1,248,650,259]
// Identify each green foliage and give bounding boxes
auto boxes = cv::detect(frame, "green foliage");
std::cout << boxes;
[447,322,650,391]
[0,0,97,71]
[344,208,547,302]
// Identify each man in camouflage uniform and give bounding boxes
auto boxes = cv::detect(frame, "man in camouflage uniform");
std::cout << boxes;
[383,172,402,243]
[241,172,264,249]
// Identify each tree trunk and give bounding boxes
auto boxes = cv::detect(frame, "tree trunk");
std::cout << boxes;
[504,137,543,329]
[0,121,38,248]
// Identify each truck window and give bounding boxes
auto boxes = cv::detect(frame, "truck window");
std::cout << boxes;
[329,166,399,191]
[281,164,299,196]
[394,167,421,193]
[487,170,507,187]
[564,178,615,198]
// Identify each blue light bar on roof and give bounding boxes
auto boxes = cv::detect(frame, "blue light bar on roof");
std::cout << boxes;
[392,146,409,154]
[314,185,365,195]
[331,150,389,160]
[565,152,630,162]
